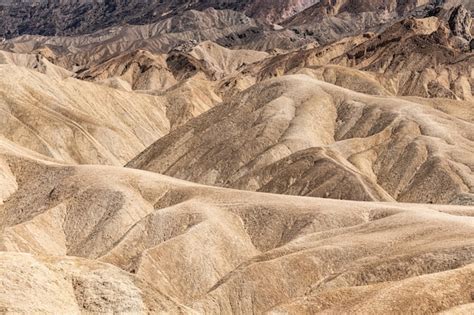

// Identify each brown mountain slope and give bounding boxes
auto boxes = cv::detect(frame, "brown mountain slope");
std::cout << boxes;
[335,16,474,100]
[1,139,473,313]
[270,262,474,313]
[285,0,430,21]
[72,41,272,131]
[0,8,307,71]
[245,0,321,23]
[1,54,242,164]
[0,0,319,38]
[76,50,177,92]
[281,0,439,45]
[235,14,473,100]
[77,41,269,92]
[127,75,474,205]
[0,50,72,79]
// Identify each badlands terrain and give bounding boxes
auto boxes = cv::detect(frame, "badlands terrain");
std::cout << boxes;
[0,0,473,313]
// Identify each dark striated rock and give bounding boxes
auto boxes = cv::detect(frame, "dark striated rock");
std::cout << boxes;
[0,0,246,38]
[0,0,319,38]
[448,5,472,40]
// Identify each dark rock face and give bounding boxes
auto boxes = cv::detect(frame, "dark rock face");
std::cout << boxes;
[0,0,253,38]
[448,5,472,41]
[0,0,319,38]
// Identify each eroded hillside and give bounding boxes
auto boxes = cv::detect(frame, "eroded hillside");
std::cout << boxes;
[0,0,473,313]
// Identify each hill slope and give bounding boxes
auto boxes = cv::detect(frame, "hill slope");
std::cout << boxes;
[0,1,473,312]
[0,64,171,165]
[127,75,474,205]
[1,139,474,313]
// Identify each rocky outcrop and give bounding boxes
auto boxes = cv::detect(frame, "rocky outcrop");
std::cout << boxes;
[448,5,472,41]
[0,0,321,38]
[245,0,320,23]
[126,75,474,205]
[254,14,471,100]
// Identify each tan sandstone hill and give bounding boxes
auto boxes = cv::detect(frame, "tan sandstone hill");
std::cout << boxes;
[127,75,474,205]
[1,138,474,313]
[0,64,170,165]
[0,1,473,313]
[77,41,269,91]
